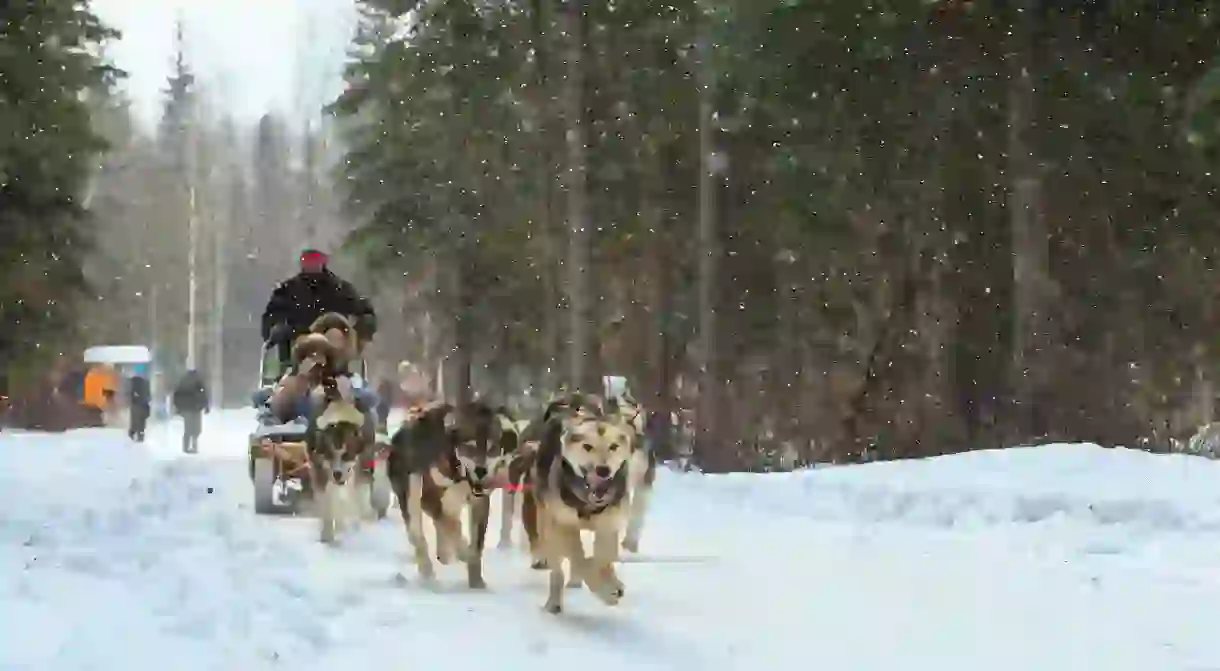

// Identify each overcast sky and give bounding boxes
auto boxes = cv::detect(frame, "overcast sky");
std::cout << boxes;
[91,0,359,129]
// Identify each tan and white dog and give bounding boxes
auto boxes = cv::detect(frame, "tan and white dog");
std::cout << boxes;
[310,396,368,544]
[521,393,635,614]
[387,401,520,588]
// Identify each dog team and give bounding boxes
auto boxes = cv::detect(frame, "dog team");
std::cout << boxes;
[267,311,658,614]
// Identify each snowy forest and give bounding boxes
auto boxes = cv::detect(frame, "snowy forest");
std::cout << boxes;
[4,0,1220,470]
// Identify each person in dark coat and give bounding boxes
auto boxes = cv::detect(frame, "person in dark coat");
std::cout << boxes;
[172,370,209,454]
[261,249,378,368]
[128,375,151,442]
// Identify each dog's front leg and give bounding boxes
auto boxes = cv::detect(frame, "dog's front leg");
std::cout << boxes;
[358,447,381,522]
[435,513,469,564]
[541,518,574,614]
[560,524,590,590]
[522,489,546,569]
[338,478,360,534]
[436,486,473,564]
[358,474,378,522]
[565,525,585,589]
[588,519,625,606]
[318,479,337,544]
[403,473,435,581]
[466,495,491,589]
[498,489,516,549]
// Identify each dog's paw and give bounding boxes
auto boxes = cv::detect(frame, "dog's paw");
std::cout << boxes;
[621,537,640,553]
[435,541,455,565]
[543,601,562,614]
[591,582,624,606]
[587,570,624,605]
[529,559,549,570]
[468,575,487,590]
[497,536,514,550]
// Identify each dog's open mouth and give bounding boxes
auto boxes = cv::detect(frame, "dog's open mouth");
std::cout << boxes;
[586,477,613,502]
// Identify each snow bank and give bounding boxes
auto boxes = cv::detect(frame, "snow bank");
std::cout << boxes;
[4,421,1220,671]
[663,443,1220,533]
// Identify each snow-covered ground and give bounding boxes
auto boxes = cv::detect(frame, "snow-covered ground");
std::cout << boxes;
[3,410,1220,670]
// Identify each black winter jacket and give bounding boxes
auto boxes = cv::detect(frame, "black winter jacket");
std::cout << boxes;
[260,269,377,342]
[172,373,210,414]
[129,376,151,409]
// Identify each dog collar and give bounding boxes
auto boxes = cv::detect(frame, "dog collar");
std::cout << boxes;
[558,459,626,518]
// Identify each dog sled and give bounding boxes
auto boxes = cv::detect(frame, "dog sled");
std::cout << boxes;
[247,340,392,516]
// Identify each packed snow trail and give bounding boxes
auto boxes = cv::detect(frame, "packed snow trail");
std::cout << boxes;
[3,411,1220,670]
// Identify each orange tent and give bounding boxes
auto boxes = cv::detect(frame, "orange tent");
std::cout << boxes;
[82,364,118,410]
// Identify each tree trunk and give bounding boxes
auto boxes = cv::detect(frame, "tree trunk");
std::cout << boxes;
[1007,0,1050,442]
[694,19,729,472]
[560,0,598,393]
[450,248,474,407]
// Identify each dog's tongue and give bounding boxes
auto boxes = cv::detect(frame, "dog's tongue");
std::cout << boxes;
[588,476,612,497]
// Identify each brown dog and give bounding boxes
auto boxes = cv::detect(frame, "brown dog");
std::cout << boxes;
[387,401,520,588]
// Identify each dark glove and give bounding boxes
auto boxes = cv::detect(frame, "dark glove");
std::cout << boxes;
[268,322,292,344]
[354,313,377,341]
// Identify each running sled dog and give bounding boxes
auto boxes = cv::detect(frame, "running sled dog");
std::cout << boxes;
[387,401,520,588]
[519,392,654,613]
[515,392,656,565]
[291,332,372,544]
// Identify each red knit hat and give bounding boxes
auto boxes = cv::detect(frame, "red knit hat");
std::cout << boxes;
[300,249,328,272]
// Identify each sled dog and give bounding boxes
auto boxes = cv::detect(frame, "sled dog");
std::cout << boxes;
[387,401,520,588]
[310,393,368,544]
[521,393,634,613]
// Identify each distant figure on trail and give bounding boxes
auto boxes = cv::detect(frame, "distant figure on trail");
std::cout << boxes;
[172,370,209,454]
[260,249,378,369]
[128,375,151,442]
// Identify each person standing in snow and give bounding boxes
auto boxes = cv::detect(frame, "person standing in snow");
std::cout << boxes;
[128,375,151,442]
[172,370,209,454]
